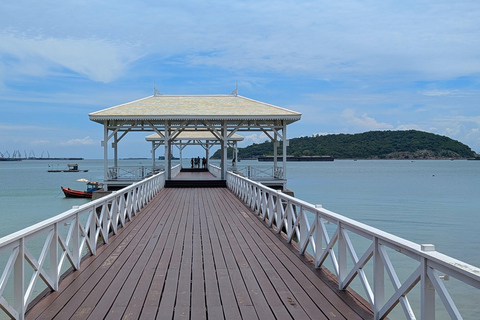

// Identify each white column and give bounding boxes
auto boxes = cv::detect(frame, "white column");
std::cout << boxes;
[234,141,238,170]
[282,121,287,181]
[165,122,171,179]
[114,132,118,169]
[221,122,227,179]
[206,141,210,166]
[103,122,108,187]
[151,141,156,170]
[273,131,278,170]
[179,142,183,168]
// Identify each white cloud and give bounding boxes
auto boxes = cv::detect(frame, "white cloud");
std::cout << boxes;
[30,139,50,145]
[60,136,96,146]
[395,124,423,131]
[312,132,331,137]
[240,133,268,146]
[420,90,456,97]
[2,1,480,82]
[0,123,53,131]
[341,108,394,130]
[0,33,141,83]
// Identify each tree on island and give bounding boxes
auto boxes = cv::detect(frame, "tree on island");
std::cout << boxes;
[210,130,477,160]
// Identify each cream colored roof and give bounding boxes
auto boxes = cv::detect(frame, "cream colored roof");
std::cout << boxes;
[145,131,244,141]
[89,95,301,123]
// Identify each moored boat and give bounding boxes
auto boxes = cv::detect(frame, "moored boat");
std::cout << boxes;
[61,181,104,198]
[48,163,88,172]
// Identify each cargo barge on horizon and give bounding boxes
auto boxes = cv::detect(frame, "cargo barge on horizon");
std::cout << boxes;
[257,155,334,161]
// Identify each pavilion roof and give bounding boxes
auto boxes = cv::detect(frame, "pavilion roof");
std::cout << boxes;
[89,95,301,123]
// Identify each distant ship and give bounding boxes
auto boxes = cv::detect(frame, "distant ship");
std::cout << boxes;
[258,156,334,162]
[158,155,179,160]
[48,164,88,172]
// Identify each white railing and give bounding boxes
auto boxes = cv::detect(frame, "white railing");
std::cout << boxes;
[107,166,164,180]
[208,164,222,178]
[171,164,181,178]
[0,171,165,320]
[231,165,284,180]
[226,171,480,319]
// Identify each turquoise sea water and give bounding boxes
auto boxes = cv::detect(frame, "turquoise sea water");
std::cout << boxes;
[0,159,479,318]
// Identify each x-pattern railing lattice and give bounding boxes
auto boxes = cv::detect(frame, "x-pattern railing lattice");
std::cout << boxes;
[0,169,167,320]
[107,166,164,180]
[227,171,480,319]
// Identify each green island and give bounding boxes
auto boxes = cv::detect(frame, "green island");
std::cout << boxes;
[211,130,479,160]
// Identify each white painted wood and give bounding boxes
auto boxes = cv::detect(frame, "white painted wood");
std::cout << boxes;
[0,170,166,319]
[226,171,480,319]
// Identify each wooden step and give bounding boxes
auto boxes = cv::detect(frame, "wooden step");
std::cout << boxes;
[165,179,226,188]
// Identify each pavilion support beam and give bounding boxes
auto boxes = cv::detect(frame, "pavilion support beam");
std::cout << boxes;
[151,141,156,169]
[178,142,184,168]
[103,122,109,189]
[206,141,210,167]
[282,121,287,186]
[113,132,118,169]
[165,121,171,180]
[221,121,227,179]
[274,131,278,170]
[234,141,238,170]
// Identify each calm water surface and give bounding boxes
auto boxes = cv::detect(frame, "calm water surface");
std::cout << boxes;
[0,158,479,318]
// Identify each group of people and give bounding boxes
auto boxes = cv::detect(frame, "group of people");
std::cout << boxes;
[191,156,207,168]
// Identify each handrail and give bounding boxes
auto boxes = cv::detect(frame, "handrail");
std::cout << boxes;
[208,163,221,178]
[0,171,166,320]
[226,171,480,319]
[107,165,164,180]
[171,163,181,178]
[233,165,283,179]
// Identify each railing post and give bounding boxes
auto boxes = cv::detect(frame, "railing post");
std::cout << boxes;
[73,212,80,269]
[89,206,97,255]
[338,222,347,289]
[314,206,324,268]
[373,237,384,319]
[421,244,436,320]
[14,239,25,320]
[50,224,59,290]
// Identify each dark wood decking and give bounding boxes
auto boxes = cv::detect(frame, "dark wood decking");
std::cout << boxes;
[166,171,226,188]
[26,188,372,319]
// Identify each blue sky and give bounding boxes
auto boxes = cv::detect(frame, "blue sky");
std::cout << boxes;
[1,1,480,159]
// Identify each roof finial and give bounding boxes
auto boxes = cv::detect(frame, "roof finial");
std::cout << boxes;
[230,82,238,96]
[154,82,162,96]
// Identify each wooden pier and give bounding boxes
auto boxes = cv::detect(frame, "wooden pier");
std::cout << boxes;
[2,167,479,319]
[25,186,371,319]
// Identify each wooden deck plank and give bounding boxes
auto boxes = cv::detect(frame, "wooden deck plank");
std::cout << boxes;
[208,189,310,320]
[26,186,373,320]
[103,188,187,320]
[173,188,194,320]
[70,190,182,320]
[207,190,288,320]
[197,189,224,318]
[190,189,207,320]
[29,189,173,320]
[202,189,242,320]
[155,188,190,319]
[219,188,370,320]
[205,190,257,315]
[138,189,186,320]
[121,188,185,319]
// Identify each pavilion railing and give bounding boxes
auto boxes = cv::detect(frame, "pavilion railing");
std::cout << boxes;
[0,171,166,320]
[107,165,164,180]
[230,165,284,180]
[208,164,222,178]
[226,171,480,319]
